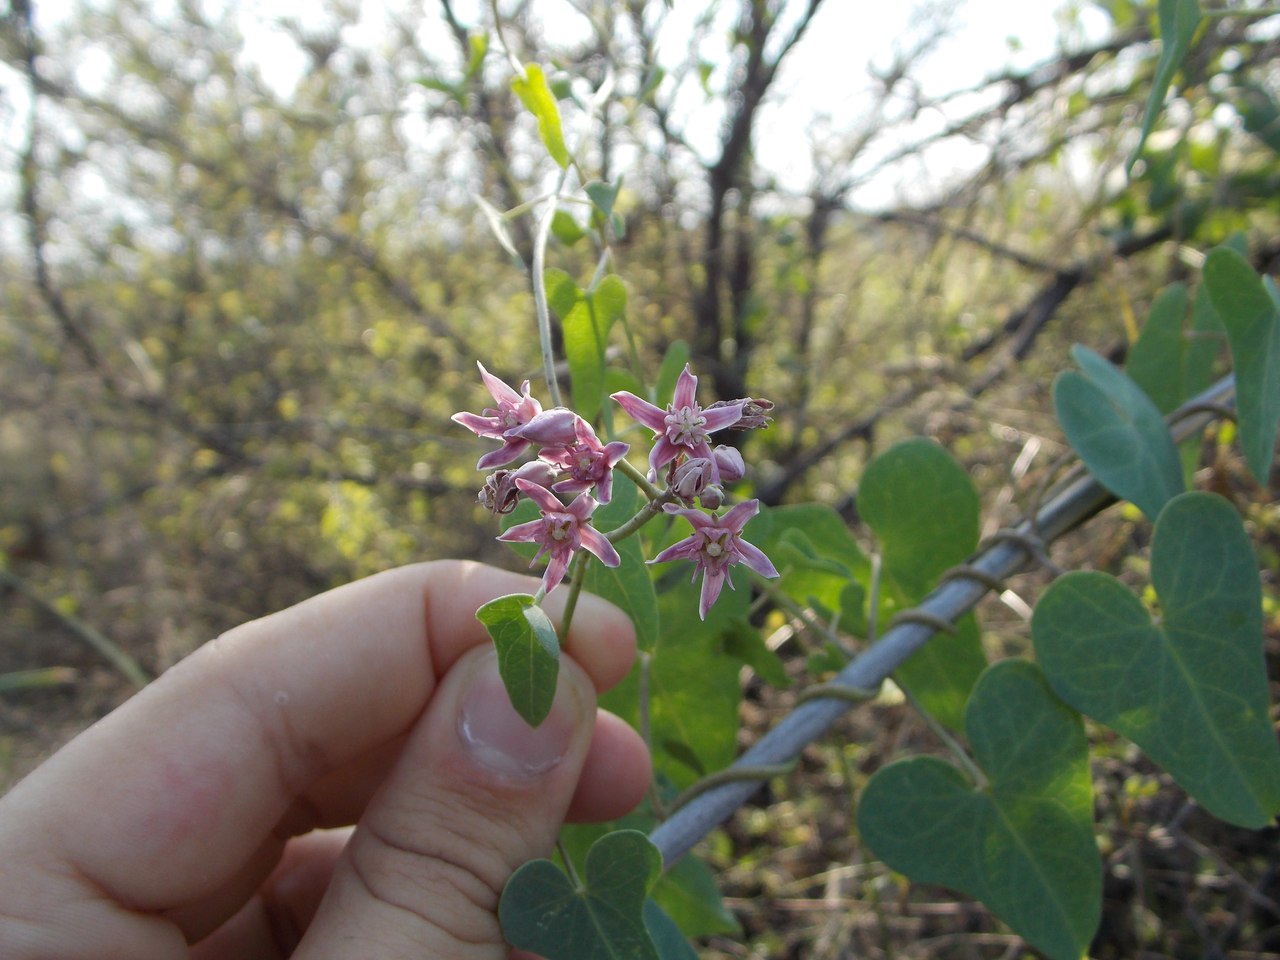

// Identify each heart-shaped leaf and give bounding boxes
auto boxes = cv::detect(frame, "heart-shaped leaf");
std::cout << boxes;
[476,593,560,727]
[500,829,663,960]
[1053,344,1184,520]
[1202,246,1280,484]
[859,439,986,730]
[857,659,1100,960]
[1033,491,1280,828]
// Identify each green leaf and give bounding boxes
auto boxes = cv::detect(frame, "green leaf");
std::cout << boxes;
[500,830,662,960]
[564,275,626,420]
[512,63,569,168]
[464,32,488,80]
[475,594,561,727]
[1128,0,1201,174]
[752,502,868,615]
[1202,247,1280,483]
[859,439,979,594]
[551,209,585,246]
[604,565,749,788]
[585,179,621,220]
[1127,282,1193,413]
[0,666,76,692]
[545,267,580,318]
[1053,345,1184,520]
[859,439,985,730]
[858,660,1100,960]
[560,821,739,940]
[643,900,697,959]
[722,616,790,688]
[1033,491,1280,828]
[583,472,660,652]
[1236,81,1280,155]
[654,340,690,407]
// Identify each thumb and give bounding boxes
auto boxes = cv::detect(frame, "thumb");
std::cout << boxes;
[295,645,597,959]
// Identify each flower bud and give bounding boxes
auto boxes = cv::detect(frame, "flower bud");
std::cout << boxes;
[478,460,559,514]
[508,408,580,446]
[708,397,774,431]
[670,457,713,505]
[699,483,726,510]
[712,445,745,484]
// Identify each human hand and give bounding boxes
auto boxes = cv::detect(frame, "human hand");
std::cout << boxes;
[0,560,651,958]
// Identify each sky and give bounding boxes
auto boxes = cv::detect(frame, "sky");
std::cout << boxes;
[7,0,1115,227]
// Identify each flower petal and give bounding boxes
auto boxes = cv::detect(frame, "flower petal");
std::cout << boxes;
[649,535,699,565]
[497,519,545,543]
[719,499,760,533]
[735,538,779,579]
[515,478,566,515]
[701,401,745,434]
[672,364,698,410]
[477,438,531,470]
[648,436,681,475]
[477,361,523,406]
[543,550,571,592]
[578,525,621,568]
[611,391,668,432]
[451,411,504,439]
[565,491,600,522]
[698,567,726,620]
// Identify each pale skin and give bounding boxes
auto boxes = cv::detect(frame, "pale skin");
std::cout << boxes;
[0,560,652,958]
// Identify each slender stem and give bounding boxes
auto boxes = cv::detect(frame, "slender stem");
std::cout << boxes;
[531,172,571,407]
[753,575,845,651]
[866,551,883,644]
[616,457,663,501]
[556,835,583,889]
[0,568,150,689]
[900,685,988,790]
[560,554,588,636]
[604,490,672,544]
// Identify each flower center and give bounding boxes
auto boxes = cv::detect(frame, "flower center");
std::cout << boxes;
[666,405,708,447]
[549,517,572,541]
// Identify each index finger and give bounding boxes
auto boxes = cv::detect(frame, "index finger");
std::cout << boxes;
[1,560,636,914]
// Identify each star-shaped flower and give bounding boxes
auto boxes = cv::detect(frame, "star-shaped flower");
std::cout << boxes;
[497,480,620,594]
[611,365,743,482]
[534,416,630,504]
[649,499,778,619]
[451,362,543,469]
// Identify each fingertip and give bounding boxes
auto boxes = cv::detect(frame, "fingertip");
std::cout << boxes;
[546,590,638,694]
[566,709,651,823]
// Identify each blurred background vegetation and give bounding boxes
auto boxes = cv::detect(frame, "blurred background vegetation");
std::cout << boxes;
[2,0,1279,955]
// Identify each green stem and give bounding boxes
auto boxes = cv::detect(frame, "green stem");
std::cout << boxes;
[560,554,588,637]
[0,567,150,689]
[604,491,672,544]
[752,574,848,652]
[616,457,663,501]
[901,683,988,790]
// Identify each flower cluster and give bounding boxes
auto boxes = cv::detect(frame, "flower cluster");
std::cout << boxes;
[453,360,777,617]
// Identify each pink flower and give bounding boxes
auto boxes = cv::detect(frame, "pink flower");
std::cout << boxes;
[536,416,630,504]
[497,479,620,593]
[451,362,543,469]
[649,499,779,619]
[611,365,743,482]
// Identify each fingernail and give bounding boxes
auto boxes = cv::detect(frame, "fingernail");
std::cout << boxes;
[457,650,581,779]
